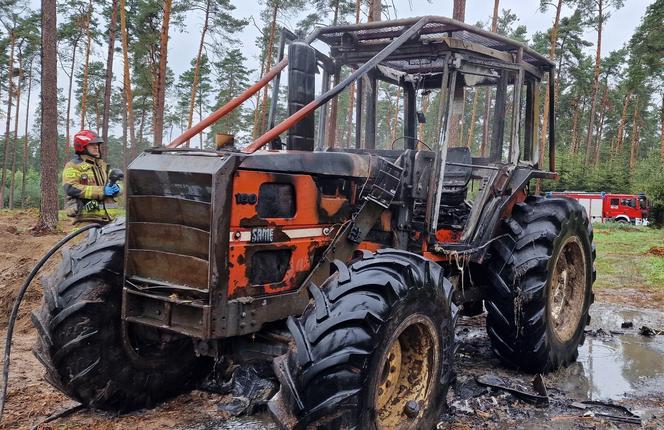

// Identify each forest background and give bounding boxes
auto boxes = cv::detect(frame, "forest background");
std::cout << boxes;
[0,0,663,229]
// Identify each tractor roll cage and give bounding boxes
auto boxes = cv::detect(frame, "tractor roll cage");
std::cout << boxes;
[168,16,556,172]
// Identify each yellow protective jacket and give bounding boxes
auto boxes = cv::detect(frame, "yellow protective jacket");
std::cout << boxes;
[62,154,122,223]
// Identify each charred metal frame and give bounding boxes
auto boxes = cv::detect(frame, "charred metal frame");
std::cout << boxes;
[169,16,556,160]
[125,16,559,342]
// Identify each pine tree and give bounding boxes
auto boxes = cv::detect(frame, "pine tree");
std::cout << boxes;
[252,0,308,139]
[7,43,22,209]
[101,0,118,160]
[152,0,173,146]
[58,0,88,155]
[35,0,59,233]
[580,0,624,163]
[185,0,246,146]
[176,55,212,147]
[211,48,251,141]
[0,19,16,208]
[119,0,137,161]
[78,0,96,129]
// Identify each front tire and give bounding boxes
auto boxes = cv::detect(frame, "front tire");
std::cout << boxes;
[485,196,595,372]
[31,220,209,411]
[271,250,457,429]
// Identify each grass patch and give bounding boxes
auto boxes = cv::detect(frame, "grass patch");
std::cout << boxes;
[593,225,664,290]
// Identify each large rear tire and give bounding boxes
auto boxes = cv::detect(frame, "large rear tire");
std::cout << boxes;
[485,196,595,372]
[31,220,209,411]
[270,250,457,429]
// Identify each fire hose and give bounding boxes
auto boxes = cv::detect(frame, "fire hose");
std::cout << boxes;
[0,223,101,421]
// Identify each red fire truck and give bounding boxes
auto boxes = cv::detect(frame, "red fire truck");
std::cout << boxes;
[548,191,650,225]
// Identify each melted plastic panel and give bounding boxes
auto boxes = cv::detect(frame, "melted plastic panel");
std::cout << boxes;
[257,183,296,218]
[228,170,342,299]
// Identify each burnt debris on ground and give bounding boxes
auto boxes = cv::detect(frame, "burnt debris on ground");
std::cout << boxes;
[441,306,664,429]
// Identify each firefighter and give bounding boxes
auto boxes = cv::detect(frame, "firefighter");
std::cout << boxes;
[63,130,122,224]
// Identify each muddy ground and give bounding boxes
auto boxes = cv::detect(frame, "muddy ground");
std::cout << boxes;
[0,210,663,429]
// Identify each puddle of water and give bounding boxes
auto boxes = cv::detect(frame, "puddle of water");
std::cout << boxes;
[554,302,664,401]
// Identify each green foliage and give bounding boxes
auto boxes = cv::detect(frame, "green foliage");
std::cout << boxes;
[1,168,53,208]
[495,9,528,42]
[209,49,253,145]
[297,0,355,32]
[74,60,106,130]
[633,154,664,226]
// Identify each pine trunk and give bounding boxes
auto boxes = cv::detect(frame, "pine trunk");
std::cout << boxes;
[251,55,266,139]
[8,49,23,210]
[94,95,102,133]
[80,0,93,129]
[448,4,465,148]
[536,0,562,194]
[418,94,430,142]
[614,91,631,155]
[491,0,500,31]
[101,0,118,159]
[368,0,381,21]
[344,82,356,147]
[35,0,60,233]
[570,97,580,154]
[584,0,603,163]
[186,0,210,145]
[21,60,33,208]
[153,0,173,146]
[390,87,401,146]
[0,31,15,209]
[258,4,279,136]
[343,0,362,148]
[198,82,204,148]
[593,84,609,166]
[457,89,467,147]
[481,0,499,157]
[385,87,394,143]
[466,89,479,148]
[65,35,80,159]
[325,0,342,149]
[137,100,147,156]
[660,93,664,165]
[120,0,137,162]
[629,96,639,169]
[452,0,465,22]
[122,90,128,171]
[327,73,341,148]
[481,90,492,157]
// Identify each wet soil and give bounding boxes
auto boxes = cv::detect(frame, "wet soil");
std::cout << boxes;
[0,210,663,429]
[445,302,664,430]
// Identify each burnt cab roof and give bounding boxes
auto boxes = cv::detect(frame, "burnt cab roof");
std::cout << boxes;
[313,16,554,80]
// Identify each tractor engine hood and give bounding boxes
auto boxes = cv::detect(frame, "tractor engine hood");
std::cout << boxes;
[121,149,375,340]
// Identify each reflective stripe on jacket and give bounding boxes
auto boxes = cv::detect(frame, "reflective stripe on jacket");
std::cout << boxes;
[62,154,122,222]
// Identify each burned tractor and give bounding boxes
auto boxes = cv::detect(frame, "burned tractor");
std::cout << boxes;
[32,16,594,429]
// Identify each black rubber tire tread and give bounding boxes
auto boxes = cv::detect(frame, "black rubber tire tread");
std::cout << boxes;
[485,195,595,373]
[276,249,457,429]
[31,219,208,411]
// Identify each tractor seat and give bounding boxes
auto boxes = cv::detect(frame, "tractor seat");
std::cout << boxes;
[443,147,472,188]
